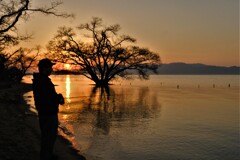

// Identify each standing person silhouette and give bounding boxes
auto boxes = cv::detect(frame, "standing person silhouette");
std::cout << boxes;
[32,58,64,160]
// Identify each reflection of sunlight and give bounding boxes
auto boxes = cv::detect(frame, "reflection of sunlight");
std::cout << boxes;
[65,75,71,109]
[66,75,71,99]
[62,114,69,120]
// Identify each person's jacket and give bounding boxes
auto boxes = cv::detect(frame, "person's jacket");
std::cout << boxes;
[32,73,63,115]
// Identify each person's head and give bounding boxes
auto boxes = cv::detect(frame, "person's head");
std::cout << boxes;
[38,58,56,76]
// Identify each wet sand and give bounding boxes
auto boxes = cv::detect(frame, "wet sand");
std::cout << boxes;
[0,82,86,160]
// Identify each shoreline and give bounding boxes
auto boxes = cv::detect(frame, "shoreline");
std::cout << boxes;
[0,82,86,160]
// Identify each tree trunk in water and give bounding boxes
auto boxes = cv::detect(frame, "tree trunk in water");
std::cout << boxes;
[95,79,109,87]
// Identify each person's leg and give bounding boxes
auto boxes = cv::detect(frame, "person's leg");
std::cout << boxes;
[47,115,58,158]
[39,115,58,160]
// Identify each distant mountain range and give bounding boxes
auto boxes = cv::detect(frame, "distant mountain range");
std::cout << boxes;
[50,62,239,75]
[156,63,239,75]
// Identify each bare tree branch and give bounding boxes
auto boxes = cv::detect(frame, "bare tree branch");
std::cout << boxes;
[0,0,73,34]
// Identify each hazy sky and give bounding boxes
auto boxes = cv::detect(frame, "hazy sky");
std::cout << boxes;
[19,0,239,66]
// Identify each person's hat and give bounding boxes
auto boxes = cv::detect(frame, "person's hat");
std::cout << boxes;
[38,58,56,68]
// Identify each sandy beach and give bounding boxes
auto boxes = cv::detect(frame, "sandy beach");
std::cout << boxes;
[0,82,86,160]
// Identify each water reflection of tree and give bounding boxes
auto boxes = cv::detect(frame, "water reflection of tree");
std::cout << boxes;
[80,86,161,135]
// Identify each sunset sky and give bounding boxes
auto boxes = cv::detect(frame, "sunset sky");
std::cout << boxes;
[19,0,239,66]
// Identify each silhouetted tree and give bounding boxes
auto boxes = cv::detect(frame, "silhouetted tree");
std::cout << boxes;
[0,0,73,81]
[47,17,161,86]
[0,47,39,81]
[0,0,73,48]
[0,0,72,33]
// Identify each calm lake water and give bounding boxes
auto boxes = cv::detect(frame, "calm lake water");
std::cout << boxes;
[23,75,239,160]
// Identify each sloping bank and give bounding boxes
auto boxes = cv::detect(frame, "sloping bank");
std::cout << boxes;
[0,82,86,160]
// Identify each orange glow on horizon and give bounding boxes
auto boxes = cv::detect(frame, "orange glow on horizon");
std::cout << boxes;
[64,64,71,70]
